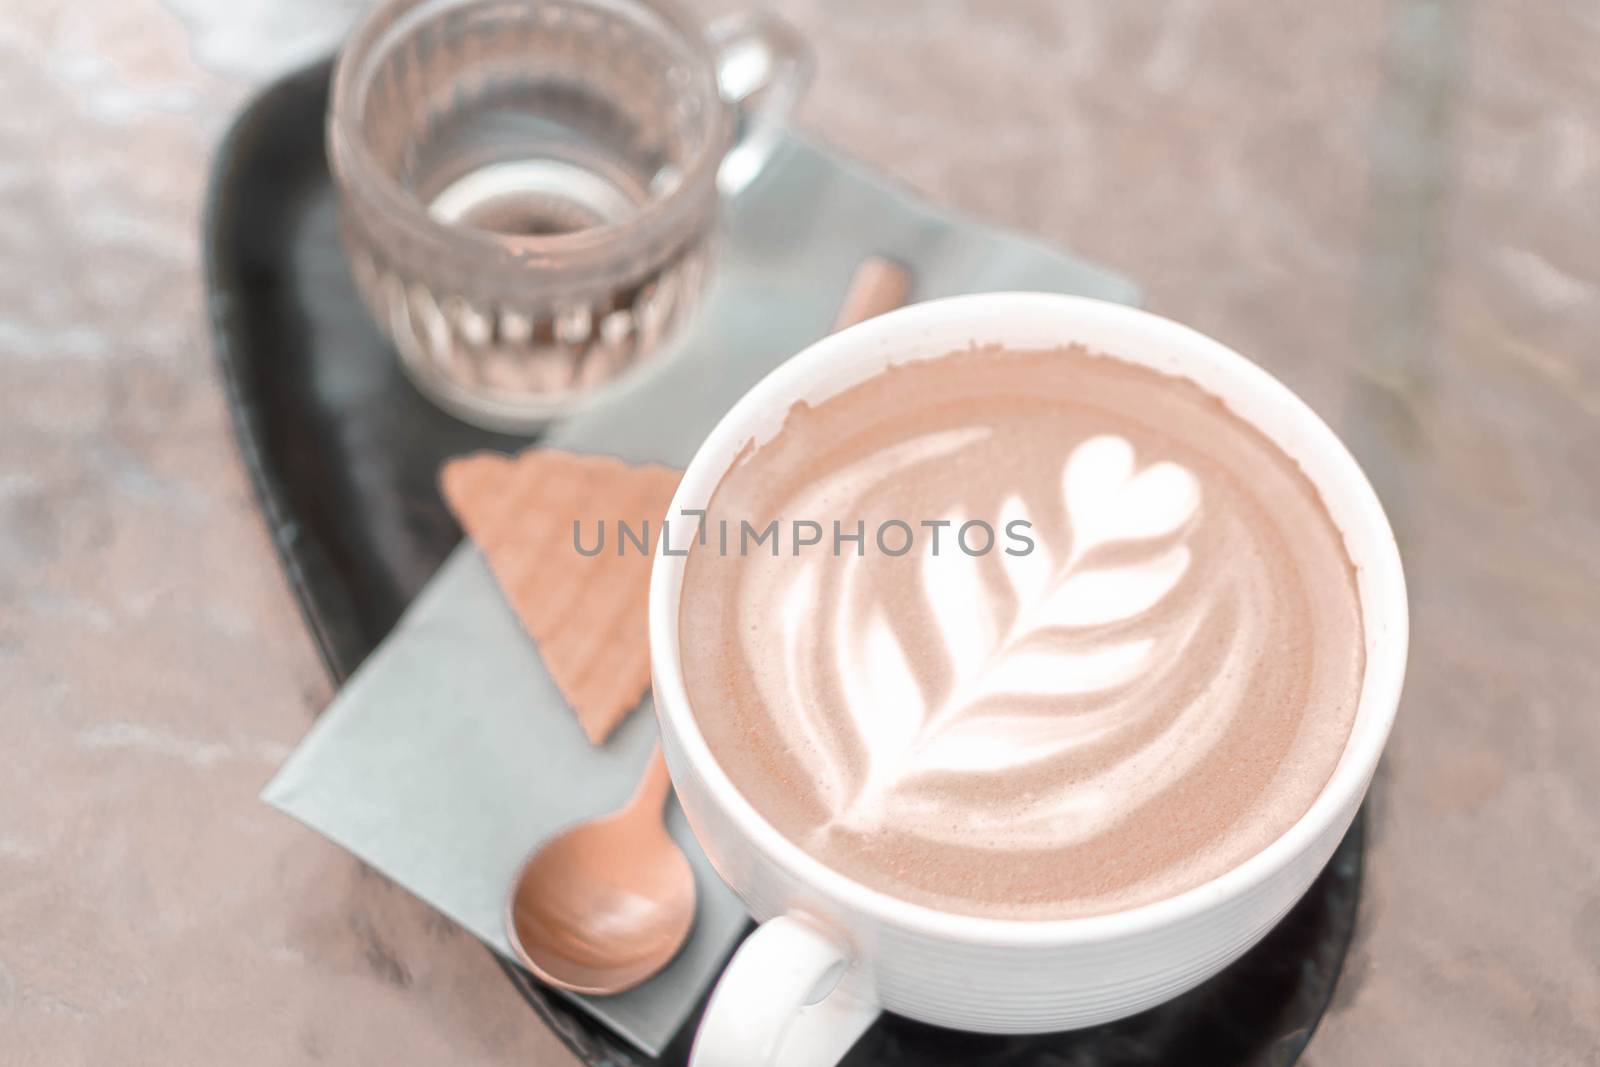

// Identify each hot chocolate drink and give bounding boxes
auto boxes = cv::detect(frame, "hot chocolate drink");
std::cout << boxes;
[677,344,1364,920]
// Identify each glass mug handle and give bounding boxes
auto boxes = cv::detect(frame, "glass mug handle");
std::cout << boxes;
[690,913,880,1067]
[707,9,813,196]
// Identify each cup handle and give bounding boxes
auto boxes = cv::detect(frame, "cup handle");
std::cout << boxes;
[690,913,880,1067]
[707,9,813,197]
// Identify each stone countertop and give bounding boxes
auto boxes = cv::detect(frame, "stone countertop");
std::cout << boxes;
[2,0,1596,1063]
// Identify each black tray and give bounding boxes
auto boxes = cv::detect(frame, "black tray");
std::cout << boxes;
[203,58,1364,1067]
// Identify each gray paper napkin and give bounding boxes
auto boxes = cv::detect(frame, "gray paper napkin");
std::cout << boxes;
[262,132,1139,1056]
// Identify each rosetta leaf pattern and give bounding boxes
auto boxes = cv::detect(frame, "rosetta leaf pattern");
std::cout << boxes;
[833,434,1202,829]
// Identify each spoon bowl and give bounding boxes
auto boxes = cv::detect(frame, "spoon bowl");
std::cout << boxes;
[506,746,697,995]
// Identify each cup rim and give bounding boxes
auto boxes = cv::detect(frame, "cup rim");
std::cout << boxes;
[326,0,731,266]
[649,292,1409,947]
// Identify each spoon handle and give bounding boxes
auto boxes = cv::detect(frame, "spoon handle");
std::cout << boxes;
[831,256,910,332]
[630,744,675,817]
[619,263,911,830]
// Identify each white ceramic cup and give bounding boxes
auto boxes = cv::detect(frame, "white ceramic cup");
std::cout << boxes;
[648,293,1408,1067]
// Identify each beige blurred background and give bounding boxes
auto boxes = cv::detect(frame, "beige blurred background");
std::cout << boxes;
[2,0,1597,1064]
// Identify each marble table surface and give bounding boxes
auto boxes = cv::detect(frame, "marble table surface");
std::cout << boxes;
[2,0,1596,1063]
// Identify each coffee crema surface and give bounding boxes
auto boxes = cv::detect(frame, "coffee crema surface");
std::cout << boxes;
[677,345,1364,919]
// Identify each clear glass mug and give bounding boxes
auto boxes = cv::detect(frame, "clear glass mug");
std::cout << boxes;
[327,0,810,432]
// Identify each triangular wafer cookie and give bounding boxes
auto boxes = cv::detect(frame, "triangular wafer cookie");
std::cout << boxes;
[440,450,682,744]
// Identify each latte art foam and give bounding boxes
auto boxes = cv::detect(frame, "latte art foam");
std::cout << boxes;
[679,346,1364,919]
